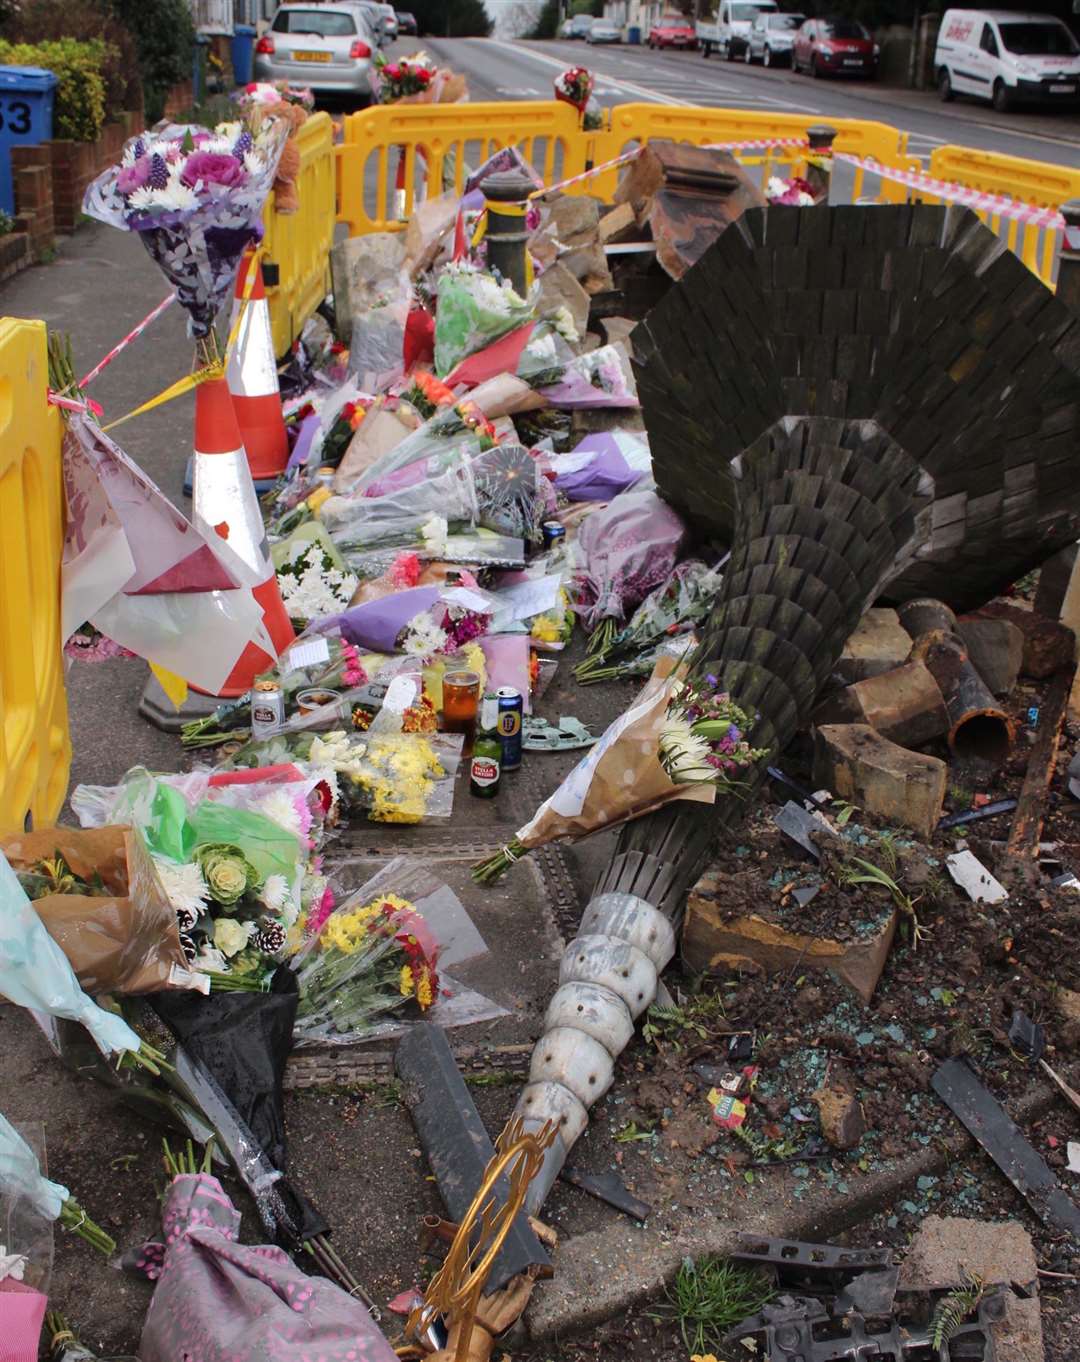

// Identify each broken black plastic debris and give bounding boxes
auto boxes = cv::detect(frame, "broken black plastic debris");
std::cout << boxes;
[931,1056,1080,1239]
[1007,1009,1046,1065]
[559,1166,651,1222]
[937,798,1018,831]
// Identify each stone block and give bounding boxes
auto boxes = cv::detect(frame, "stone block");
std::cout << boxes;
[559,240,614,294]
[535,261,590,342]
[900,1216,1043,1362]
[835,607,912,684]
[813,723,947,840]
[329,231,407,343]
[973,599,1074,679]
[956,616,1024,695]
[597,201,637,245]
[548,193,601,245]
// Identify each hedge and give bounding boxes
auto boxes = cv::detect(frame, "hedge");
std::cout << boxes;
[0,37,109,141]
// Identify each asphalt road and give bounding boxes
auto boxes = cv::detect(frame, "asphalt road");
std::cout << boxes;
[421,34,1080,169]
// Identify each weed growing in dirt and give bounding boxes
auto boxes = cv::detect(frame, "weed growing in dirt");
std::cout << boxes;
[643,993,728,1050]
[658,1256,775,1355]
[930,1271,986,1347]
[835,855,929,949]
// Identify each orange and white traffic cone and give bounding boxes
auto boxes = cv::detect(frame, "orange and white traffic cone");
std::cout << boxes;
[226,250,289,480]
[191,375,295,696]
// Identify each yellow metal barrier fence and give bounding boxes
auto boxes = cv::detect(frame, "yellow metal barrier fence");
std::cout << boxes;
[262,111,337,358]
[0,318,71,837]
[337,99,590,236]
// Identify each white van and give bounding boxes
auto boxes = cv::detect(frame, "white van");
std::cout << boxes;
[698,0,779,60]
[934,9,1080,111]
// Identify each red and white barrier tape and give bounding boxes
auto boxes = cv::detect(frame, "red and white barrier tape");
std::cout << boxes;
[833,151,1065,230]
[530,135,808,201]
[79,292,176,389]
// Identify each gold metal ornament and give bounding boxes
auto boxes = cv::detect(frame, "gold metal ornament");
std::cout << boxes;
[405,1116,558,1362]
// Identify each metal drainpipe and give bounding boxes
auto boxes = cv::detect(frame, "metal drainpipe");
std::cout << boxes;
[805,124,837,204]
[482,169,534,298]
[1056,201,1080,316]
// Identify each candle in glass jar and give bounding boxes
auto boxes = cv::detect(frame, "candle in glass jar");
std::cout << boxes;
[442,669,481,735]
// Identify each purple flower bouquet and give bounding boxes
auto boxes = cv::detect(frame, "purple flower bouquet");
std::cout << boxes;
[83,118,288,341]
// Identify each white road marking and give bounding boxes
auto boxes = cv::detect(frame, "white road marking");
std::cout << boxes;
[479,37,685,104]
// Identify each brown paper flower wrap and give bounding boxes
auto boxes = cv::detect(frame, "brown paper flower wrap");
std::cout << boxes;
[1,827,192,994]
[473,658,715,881]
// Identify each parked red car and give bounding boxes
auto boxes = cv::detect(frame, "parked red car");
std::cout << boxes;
[793,16,878,77]
[648,15,698,48]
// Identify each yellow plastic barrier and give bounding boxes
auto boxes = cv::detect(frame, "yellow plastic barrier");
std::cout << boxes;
[926,144,1080,288]
[337,100,589,236]
[0,318,71,837]
[590,103,913,202]
[262,111,337,357]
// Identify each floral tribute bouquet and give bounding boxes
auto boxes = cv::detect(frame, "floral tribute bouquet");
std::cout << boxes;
[658,679,768,787]
[575,559,724,682]
[292,883,440,1043]
[536,344,638,409]
[554,65,593,112]
[570,488,686,652]
[474,661,770,883]
[766,174,815,206]
[221,720,464,824]
[0,1113,116,1358]
[238,80,315,111]
[373,51,435,101]
[83,115,288,347]
[372,50,467,105]
[434,261,535,377]
[473,658,715,883]
[274,533,359,626]
[553,66,602,130]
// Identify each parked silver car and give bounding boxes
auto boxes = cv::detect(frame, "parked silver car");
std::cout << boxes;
[374,2,399,40]
[587,20,621,43]
[745,11,805,65]
[255,3,376,101]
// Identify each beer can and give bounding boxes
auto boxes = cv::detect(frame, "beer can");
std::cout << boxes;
[542,521,566,550]
[251,678,284,739]
[496,686,523,770]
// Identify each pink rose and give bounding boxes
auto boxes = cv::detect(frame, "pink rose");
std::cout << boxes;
[180,151,246,189]
[117,156,151,194]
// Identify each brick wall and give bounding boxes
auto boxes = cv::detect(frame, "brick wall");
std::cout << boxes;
[0,231,31,281]
[163,80,194,119]
[11,144,53,259]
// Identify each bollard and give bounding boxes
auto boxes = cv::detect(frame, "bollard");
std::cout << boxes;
[805,124,837,204]
[482,168,534,297]
[1056,200,1080,314]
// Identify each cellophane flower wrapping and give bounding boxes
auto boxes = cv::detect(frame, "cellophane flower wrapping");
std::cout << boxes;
[434,261,536,377]
[290,861,442,1043]
[137,1172,395,1362]
[537,343,639,409]
[349,398,496,495]
[571,489,687,631]
[83,118,289,339]
[0,1116,58,1362]
[553,65,595,111]
[222,728,464,825]
[581,560,724,677]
